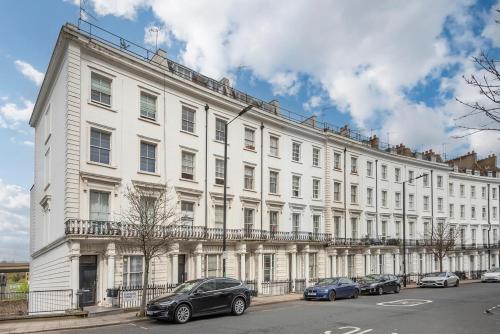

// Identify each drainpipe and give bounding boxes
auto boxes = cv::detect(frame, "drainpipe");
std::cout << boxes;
[204,104,209,230]
[430,170,434,242]
[260,122,264,236]
[375,160,378,238]
[488,184,491,269]
[343,147,347,243]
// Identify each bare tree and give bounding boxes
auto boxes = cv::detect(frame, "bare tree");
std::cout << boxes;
[455,10,500,137]
[121,182,180,317]
[422,222,461,272]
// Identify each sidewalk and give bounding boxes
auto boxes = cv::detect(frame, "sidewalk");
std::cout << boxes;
[0,281,480,334]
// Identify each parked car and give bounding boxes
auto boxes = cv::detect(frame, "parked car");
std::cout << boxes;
[146,277,251,324]
[304,277,360,301]
[481,268,500,282]
[358,274,401,295]
[418,272,459,288]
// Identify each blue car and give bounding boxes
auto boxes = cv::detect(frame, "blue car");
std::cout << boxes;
[304,277,360,301]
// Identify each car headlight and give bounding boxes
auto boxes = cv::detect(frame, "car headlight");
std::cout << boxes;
[370,283,378,288]
[158,300,175,307]
[436,280,444,282]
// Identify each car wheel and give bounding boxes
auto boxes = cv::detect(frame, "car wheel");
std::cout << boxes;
[455,280,459,287]
[377,287,384,295]
[443,281,448,288]
[328,290,336,301]
[352,289,359,299]
[395,285,401,293]
[232,297,246,316]
[174,304,191,324]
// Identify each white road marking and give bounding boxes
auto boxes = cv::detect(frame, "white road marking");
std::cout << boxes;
[377,299,432,307]
[337,327,373,334]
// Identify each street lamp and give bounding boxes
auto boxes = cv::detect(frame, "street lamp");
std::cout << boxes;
[402,173,425,287]
[222,104,254,277]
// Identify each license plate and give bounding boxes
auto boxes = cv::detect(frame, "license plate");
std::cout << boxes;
[146,311,154,316]
[308,292,316,296]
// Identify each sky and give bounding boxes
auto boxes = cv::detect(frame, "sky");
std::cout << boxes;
[0,0,499,261]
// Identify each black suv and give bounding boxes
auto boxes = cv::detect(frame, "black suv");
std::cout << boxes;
[358,274,401,295]
[146,277,251,324]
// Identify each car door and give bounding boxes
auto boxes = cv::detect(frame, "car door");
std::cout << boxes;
[337,278,352,298]
[189,279,218,315]
[215,278,238,312]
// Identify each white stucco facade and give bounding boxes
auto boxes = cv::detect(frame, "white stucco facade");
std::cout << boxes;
[29,23,500,308]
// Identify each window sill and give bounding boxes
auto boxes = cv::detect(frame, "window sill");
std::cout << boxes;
[243,147,257,153]
[268,193,280,196]
[180,178,198,184]
[291,160,302,164]
[180,130,198,137]
[268,154,280,159]
[243,188,257,193]
[138,117,160,126]
[312,165,321,169]
[138,170,160,177]
[214,183,228,188]
[333,167,342,172]
[333,200,343,204]
[213,139,226,145]
[350,172,358,175]
[88,99,117,112]
[87,161,117,169]
[292,196,303,200]
[311,198,322,202]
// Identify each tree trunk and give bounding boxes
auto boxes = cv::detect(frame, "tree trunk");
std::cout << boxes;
[140,258,150,317]
[439,256,443,272]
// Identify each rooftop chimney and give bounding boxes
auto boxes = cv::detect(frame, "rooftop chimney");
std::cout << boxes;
[369,135,379,149]
[151,49,167,66]
[269,99,280,115]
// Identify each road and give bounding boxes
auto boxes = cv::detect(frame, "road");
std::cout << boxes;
[57,283,500,334]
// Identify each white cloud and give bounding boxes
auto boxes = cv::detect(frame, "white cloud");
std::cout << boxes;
[77,0,499,158]
[14,60,44,86]
[87,0,147,19]
[303,95,322,112]
[0,179,29,261]
[144,24,171,49]
[0,99,34,128]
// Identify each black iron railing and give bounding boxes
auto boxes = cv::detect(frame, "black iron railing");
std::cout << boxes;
[117,284,179,309]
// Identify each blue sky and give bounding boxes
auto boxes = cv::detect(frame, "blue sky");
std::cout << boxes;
[0,0,499,261]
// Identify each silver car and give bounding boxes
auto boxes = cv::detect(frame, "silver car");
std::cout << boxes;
[418,272,459,288]
[481,268,500,282]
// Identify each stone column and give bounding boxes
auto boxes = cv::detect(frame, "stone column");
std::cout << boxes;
[256,245,263,294]
[287,245,297,292]
[303,245,310,286]
[343,250,349,277]
[237,243,247,281]
[69,241,80,309]
[171,243,180,284]
[364,249,371,275]
[105,242,116,306]
[394,249,400,275]
[329,249,337,277]
[194,243,203,279]
[374,249,381,274]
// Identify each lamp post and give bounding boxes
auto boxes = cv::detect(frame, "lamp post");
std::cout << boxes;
[222,104,253,277]
[402,173,425,287]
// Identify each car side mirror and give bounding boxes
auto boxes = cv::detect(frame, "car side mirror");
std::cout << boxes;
[194,289,203,295]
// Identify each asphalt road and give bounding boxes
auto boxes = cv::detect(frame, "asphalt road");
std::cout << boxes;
[57,283,500,334]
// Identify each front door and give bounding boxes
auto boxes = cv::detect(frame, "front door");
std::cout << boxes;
[178,254,186,283]
[79,255,98,306]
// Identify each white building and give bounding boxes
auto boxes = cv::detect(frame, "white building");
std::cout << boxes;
[29,23,500,309]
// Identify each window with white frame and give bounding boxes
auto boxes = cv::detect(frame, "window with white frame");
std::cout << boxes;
[181,151,195,180]
[460,184,465,197]
[423,196,429,211]
[395,192,401,209]
[334,182,341,201]
[381,220,387,238]
[423,174,429,187]
[244,127,255,150]
[292,175,301,197]
[493,187,497,199]
[409,222,415,239]
[351,217,358,239]
[292,213,300,233]
[449,183,454,196]
[89,190,110,221]
[313,214,321,235]
[460,205,465,218]
[269,170,279,194]
[395,221,401,238]
[91,72,111,106]
[90,128,111,165]
[292,142,301,162]
[449,204,454,218]
[214,205,223,228]
[482,186,486,199]
[471,205,476,219]
[269,211,279,232]
[437,175,443,188]
[312,147,320,167]
[181,201,194,225]
[334,152,341,169]
[437,197,443,212]
[381,165,387,180]
[408,170,414,184]
[244,166,255,190]
[367,219,373,238]
[140,92,157,120]
[140,142,156,173]
[181,106,195,133]
[206,254,221,277]
[312,179,321,199]
[122,255,143,286]
[351,156,358,173]
[244,208,254,233]
[215,118,226,142]
[367,188,373,206]
[334,216,341,237]
[424,222,430,239]
[366,161,373,177]
[471,228,477,244]
[215,158,224,185]
[408,193,415,209]
[351,184,358,204]
[269,135,279,156]
[471,185,476,198]
[263,254,275,282]
[493,207,497,219]
[395,168,401,182]
[381,190,388,207]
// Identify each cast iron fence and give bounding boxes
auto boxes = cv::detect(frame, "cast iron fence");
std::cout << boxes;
[116,284,179,308]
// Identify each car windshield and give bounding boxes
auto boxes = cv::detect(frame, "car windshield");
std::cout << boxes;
[173,280,201,293]
[427,272,447,277]
[489,268,500,273]
[316,278,339,285]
